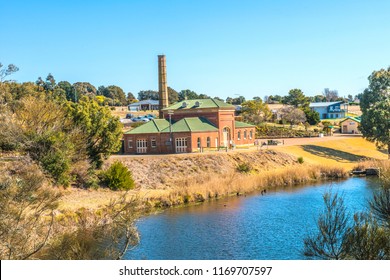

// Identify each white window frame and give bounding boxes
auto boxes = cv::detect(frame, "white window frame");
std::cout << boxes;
[151,137,157,148]
[128,139,133,148]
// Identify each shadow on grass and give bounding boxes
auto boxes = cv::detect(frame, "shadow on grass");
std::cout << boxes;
[301,145,368,163]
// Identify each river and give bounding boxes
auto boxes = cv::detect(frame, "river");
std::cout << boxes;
[125,177,379,260]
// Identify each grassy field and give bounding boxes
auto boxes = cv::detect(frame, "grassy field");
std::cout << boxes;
[275,137,386,168]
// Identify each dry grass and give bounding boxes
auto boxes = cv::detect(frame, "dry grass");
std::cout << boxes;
[142,164,348,208]
[277,137,387,169]
[59,136,386,211]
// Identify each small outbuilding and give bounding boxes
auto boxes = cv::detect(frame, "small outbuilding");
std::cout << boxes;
[340,116,361,134]
[128,100,159,111]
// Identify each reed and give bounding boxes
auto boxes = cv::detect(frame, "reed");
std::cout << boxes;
[144,164,348,208]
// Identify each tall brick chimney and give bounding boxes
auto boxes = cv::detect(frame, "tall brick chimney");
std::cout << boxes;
[158,55,168,118]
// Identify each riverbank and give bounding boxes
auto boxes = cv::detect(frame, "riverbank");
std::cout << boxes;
[59,136,387,211]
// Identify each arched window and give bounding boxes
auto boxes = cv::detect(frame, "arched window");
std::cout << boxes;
[244,130,247,139]
[249,130,253,139]
[237,131,241,140]
[197,137,201,148]
[206,137,211,147]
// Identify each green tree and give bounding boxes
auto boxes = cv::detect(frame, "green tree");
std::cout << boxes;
[232,95,246,105]
[241,99,272,125]
[303,107,320,125]
[5,95,86,185]
[68,97,123,168]
[137,90,159,101]
[360,67,390,158]
[74,82,97,99]
[58,81,76,102]
[168,86,179,104]
[213,96,224,102]
[178,89,199,101]
[126,92,136,104]
[283,88,309,108]
[102,161,135,191]
[303,191,349,260]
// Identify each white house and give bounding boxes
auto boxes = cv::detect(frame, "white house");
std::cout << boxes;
[309,101,347,119]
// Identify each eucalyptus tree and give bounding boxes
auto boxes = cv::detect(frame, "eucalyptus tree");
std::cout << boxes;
[360,67,390,158]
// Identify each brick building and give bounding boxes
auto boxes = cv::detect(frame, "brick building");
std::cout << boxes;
[123,98,255,154]
[122,55,255,154]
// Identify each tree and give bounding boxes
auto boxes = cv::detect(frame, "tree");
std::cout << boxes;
[0,160,61,259]
[137,90,159,101]
[324,88,339,102]
[58,81,76,102]
[344,213,390,259]
[35,77,45,92]
[310,95,327,102]
[44,73,56,92]
[178,89,199,101]
[168,87,179,104]
[266,95,284,104]
[68,97,123,168]
[360,67,390,158]
[126,92,136,104]
[97,85,127,105]
[280,106,306,127]
[213,96,224,102]
[0,159,142,260]
[0,63,19,82]
[241,99,272,125]
[232,95,246,105]
[283,89,309,108]
[303,191,349,260]
[2,95,87,185]
[74,82,97,101]
[102,161,135,190]
[303,107,320,125]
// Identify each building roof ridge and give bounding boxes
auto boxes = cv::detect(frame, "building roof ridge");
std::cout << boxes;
[183,118,192,132]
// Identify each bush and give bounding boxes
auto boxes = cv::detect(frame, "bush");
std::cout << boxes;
[103,161,135,190]
[237,162,252,173]
[297,157,304,164]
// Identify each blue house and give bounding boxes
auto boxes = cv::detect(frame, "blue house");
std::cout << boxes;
[309,101,347,119]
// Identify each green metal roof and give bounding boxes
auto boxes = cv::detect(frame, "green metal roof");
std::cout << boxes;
[235,121,256,128]
[161,117,218,133]
[162,98,235,111]
[340,116,361,123]
[124,119,169,134]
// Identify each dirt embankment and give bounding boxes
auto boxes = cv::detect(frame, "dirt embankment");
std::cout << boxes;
[108,150,298,190]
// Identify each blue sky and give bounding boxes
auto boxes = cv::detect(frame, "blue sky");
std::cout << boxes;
[2,0,390,100]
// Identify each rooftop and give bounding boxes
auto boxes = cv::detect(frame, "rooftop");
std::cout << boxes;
[309,101,344,108]
[124,119,169,134]
[161,117,218,133]
[340,116,361,123]
[162,98,235,111]
[128,99,159,106]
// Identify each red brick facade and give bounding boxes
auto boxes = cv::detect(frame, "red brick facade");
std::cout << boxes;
[123,105,255,154]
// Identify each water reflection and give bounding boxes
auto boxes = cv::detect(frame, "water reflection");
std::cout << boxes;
[125,177,379,260]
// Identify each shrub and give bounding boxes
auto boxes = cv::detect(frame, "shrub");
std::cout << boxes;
[237,162,252,173]
[297,157,304,164]
[103,161,135,190]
